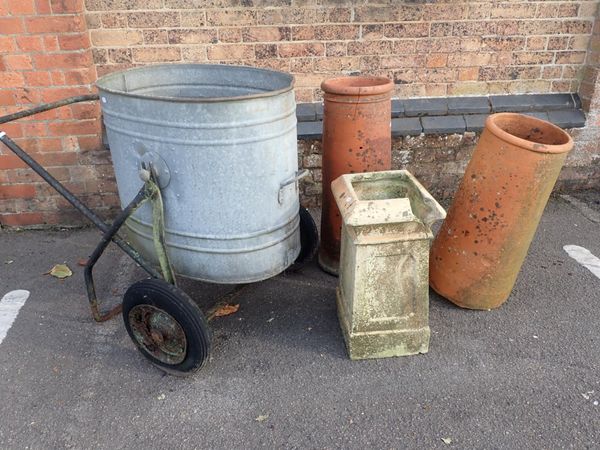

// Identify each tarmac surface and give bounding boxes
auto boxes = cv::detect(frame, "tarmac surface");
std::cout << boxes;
[0,194,599,449]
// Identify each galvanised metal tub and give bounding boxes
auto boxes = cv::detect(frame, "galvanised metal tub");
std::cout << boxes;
[96,64,301,284]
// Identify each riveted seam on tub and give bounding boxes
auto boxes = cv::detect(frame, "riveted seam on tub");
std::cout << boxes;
[126,213,299,241]
[101,106,297,130]
[103,121,297,146]
[126,217,300,254]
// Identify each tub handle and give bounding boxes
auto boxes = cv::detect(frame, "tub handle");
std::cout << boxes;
[278,169,310,204]
[137,151,171,189]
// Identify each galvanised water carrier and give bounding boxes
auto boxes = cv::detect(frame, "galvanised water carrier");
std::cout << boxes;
[96,64,302,283]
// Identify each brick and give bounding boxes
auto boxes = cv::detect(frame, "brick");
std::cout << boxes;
[347,41,392,56]
[90,29,143,47]
[58,33,91,51]
[555,52,587,65]
[100,12,128,28]
[43,36,59,51]
[0,212,44,226]
[421,116,466,135]
[0,90,16,106]
[128,11,180,28]
[143,30,168,45]
[278,43,325,58]
[4,55,33,71]
[482,36,525,51]
[34,52,92,69]
[108,48,132,64]
[242,26,290,43]
[103,0,162,9]
[383,23,429,38]
[314,56,359,72]
[361,24,384,41]
[168,29,218,45]
[206,9,255,26]
[180,11,206,27]
[0,37,16,53]
[16,36,43,52]
[0,184,36,200]
[50,0,83,13]
[424,3,466,20]
[0,154,28,170]
[492,3,536,19]
[218,28,242,43]
[0,72,24,88]
[207,44,254,61]
[7,0,35,14]
[25,16,86,33]
[34,0,51,14]
[448,52,493,67]
[426,54,448,69]
[354,6,422,22]
[0,18,25,35]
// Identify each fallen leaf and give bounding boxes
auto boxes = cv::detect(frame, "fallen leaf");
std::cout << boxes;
[213,303,240,317]
[49,264,72,279]
[255,414,269,422]
[157,393,166,400]
[77,258,88,267]
[441,438,452,445]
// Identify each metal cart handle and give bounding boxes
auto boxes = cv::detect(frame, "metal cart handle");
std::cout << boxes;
[0,96,166,322]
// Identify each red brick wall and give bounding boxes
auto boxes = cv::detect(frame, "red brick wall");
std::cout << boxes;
[1,1,599,227]
[566,6,600,190]
[85,1,598,101]
[0,0,118,227]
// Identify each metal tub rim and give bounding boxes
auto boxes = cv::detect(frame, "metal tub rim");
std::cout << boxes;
[95,63,295,104]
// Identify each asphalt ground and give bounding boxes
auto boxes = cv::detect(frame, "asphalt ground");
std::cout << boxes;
[0,194,599,449]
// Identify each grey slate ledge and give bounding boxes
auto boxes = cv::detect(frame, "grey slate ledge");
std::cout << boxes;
[447,97,491,114]
[391,99,404,118]
[315,103,324,120]
[547,110,586,129]
[464,114,489,132]
[296,93,586,139]
[296,103,316,122]
[392,118,422,137]
[297,121,323,139]
[421,115,466,135]
[523,111,550,121]
[404,98,448,117]
[490,94,575,112]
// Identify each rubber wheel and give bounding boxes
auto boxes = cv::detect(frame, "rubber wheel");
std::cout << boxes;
[289,206,319,271]
[122,278,211,376]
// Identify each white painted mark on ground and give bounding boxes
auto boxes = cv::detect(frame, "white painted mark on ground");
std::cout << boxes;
[564,245,600,280]
[0,290,30,346]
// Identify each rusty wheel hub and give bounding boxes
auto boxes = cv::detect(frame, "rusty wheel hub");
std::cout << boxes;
[128,304,187,365]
